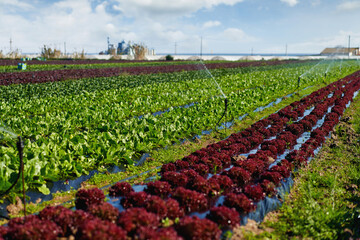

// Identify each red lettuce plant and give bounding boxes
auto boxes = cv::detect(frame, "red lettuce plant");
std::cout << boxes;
[39,205,75,237]
[188,176,221,197]
[223,193,256,214]
[234,159,267,179]
[108,181,134,197]
[260,171,283,186]
[157,227,183,240]
[258,128,271,138]
[117,208,159,235]
[244,184,265,202]
[121,191,148,208]
[247,134,264,148]
[88,202,119,223]
[299,119,313,131]
[180,169,201,185]
[0,226,8,239]
[286,123,305,136]
[260,179,277,197]
[193,150,209,158]
[303,114,318,126]
[209,175,234,193]
[285,150,308,167]
[207,157,223,173]
[175,216,221,240]
[270,165,291,178]
[165,198,185,219]
[76,218,127,240]
[145,181,172,198]
[161,163,177,173]
[191,164,209,177]
[172,187,208,213]
[206,206,240,229]
[222,167,251,187]
[278,132,297,148]
[174,160,190,170]
[6,215,62,240]
[134,226,183,240]
[248,150,276,163]
[75,188,105,211]
[161,172,189,188]
[144,195,168,219]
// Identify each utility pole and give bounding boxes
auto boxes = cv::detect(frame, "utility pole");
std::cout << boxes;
[64,42,66,56]
[285,44,288,56]
[251,47,253,56]
[9,38,12,52]
[200,36,203,59]
[174,42,177,55]
[348,35,351,58]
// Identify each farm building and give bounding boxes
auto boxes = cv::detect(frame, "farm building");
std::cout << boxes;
[320,47,359,56]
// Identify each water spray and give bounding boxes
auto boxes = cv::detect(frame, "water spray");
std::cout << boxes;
[300,59,324,79]
[325,58,335,75]
[299,56,338,88]
[199,60,226,99]
[197,60,228,132]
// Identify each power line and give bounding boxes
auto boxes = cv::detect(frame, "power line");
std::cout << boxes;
[200,36,203,59]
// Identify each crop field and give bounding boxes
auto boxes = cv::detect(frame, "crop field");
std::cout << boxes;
[0,58,360,239]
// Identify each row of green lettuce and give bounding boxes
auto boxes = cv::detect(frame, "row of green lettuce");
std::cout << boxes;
[0,61,359,195]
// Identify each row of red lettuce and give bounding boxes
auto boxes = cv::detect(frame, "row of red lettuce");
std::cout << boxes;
[0,60,297,86]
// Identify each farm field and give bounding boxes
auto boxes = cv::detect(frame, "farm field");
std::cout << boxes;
[0,59,355,194]
[0,59,360,239]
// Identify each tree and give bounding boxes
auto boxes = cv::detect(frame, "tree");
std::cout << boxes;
[41,45,61,59]
[129,42,147,60]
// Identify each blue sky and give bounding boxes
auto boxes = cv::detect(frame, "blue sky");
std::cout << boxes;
[0,0,359,54]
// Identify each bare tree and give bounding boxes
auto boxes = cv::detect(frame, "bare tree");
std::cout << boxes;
[73,49,86,59]
[129,42,147,60]
[8,48,22,59]
[41,45,61,59]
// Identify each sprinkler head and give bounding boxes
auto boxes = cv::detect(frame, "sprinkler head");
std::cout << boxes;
[17,136,24,152]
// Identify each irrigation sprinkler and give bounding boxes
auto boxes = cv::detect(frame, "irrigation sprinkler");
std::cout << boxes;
[297,76,301,89]
[17,136,26,220]
[215,98,228,133]
[197,60,229,133]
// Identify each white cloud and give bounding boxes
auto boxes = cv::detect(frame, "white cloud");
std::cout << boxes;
[286,30,360,53]
[0,0,33,9]
[280,0,299,7]
[337,1,360,11]
[0,0,130,53]
[223,28,258,42]
[113,0,245,18]
[311,0,321,6]
[203,21,221,28]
